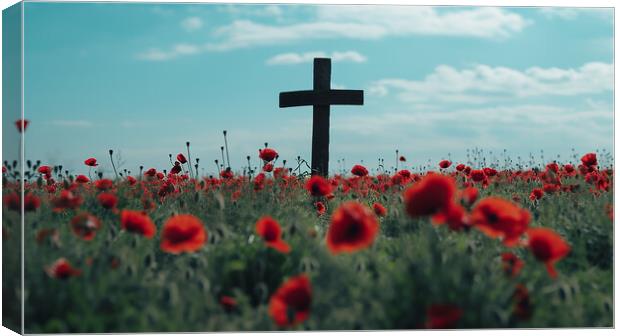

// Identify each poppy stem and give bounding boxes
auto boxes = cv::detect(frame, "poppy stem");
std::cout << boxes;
[220,146,226,170]
[109,149,119,179]
[214,160,219,177]
[186,142,193,179]
[395,149,399,172]
[223,130,231,169]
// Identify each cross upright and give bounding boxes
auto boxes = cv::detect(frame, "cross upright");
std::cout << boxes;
[279,58,364,177]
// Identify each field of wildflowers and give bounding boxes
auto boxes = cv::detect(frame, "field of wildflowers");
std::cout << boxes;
[2,120,613,332]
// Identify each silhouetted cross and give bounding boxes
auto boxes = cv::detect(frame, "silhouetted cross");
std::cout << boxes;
[279,58,364,177]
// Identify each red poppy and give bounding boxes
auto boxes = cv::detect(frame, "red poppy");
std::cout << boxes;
[255,216,291,253]
[305,175,333,197]
[351,164,369,177]
[326,201,379,254]
[70,212,101,241]
[546,162,559,173]
[439,160,452,169]
[431,203,468,231]
[563,164,575,174]
[501,252,524,277]
[38,165,52,175]
[3,193,40,212]
[513,284,532,320]
[170,162,182,174]
[120,210,156,238]
[84,158,98,167]
[269,274,312,327]
[403,174,456,217]
[220,169,234,179]
[263,163,274,172]
[580,153,597,167]
[399,156,406,162]
[176,153,187,164]
[220,295,237,312]
[455,163,466,172]
[373,202,387,217]
[543,183,560,194]
[470,169,486,182]
[527,227,570,278]
[461,187,478,205]
[160,214,207,254]
[94,179,113,191]
[425,304,462,329]
[529,188,544,201]
[75,175,90,183]
[144,168,157,177]
[45,258,81,279]
[483,167,497,177]
[97,193,118,210]
[127,176,137,186]
[315,201,326,216]
[259,148,278,162]
[51,190,83,211]
[470,197,530,247]
[15,119,29,133]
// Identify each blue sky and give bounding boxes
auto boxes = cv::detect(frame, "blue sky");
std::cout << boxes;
[10,3,614,176]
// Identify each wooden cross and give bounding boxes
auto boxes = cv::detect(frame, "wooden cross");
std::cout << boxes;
[279,58,364,177]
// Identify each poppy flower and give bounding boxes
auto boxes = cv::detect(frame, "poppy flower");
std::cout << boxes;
[529,188,544,201]
[120,210,156,238]
[425,304,462,329]
[97,192,118,210]
[144,168,157,177]
[75,175,90,183]
[563,164,575,174]
[399,156,406,162]
[403,174,456,218]
[268,274,312,327]
[176,153,187,164]
[305,175,333,197]
[470,169,486,182]
[95,179,113,191]
[220,295,237,312]
[259,148,278,162]
[470,197,530,247]
[326,201,379,254]
[483,167,497,177]
[543,183,560,194]
[513,284,532,320]
[3,193,40,212]
[315,201,326,216]
[546,162,559,173]
[263,163,274,172]
[255,216,291,253]
[45,258,81,279]
[461,187,478,205]
[439,160,452,169]
[127,176,137,186]
[398,169,411,179]
[160,214,207,254]
[455,163,466,172]
[431,203,468,231]
[15,119,29,133]
[351,164,369,177]
[373,202,387,217]
[501,252,524,277]
[51,190,83,211]
[220,168,234,179]
[70,212,101,241]
[38,165,52,175]
[580,153,597,167]
[527,227,570,278]
[84,158,98,167]
[170,162,182,175]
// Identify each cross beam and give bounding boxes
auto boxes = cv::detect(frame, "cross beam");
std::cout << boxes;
[279,58,364,177]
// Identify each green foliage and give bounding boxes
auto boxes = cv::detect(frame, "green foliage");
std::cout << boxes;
[2,175,613,332]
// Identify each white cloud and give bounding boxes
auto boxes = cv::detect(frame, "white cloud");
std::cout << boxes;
[181,17,203,32]
[136,43,201,61]
[140,7,528,60]
[266,50,367,65]
[50,120,93,127]
[538,7,613,21]
[206,7,528,51]
[368,62,613,104]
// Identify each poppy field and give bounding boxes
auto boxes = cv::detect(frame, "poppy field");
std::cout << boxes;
[1,124,614,332]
